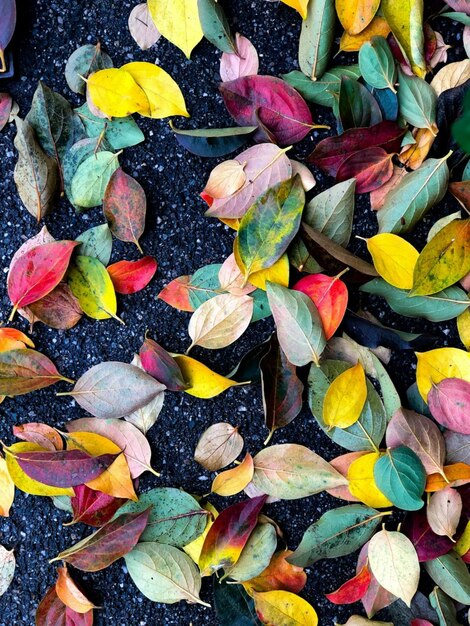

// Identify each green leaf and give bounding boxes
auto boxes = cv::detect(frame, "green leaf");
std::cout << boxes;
[67,255,118,321]
[424,552,470,605]
[308,360,387,452]
[225,524,277,582]
[65,43,113,95]
[214,578,262,626]
[188,264,223,309]
[287,504,385,567]
[76,223,113,266]
[360,279,470,322]
[197,0,235,53]
[429,586,461,626]
[298,0,335,80]
[381,0,426,78]
[373,446,426,511]
[266,283,326,367]
[397,70,437,131]
[282,66,361,108]
[25,82,79,169]
[338,76,382,129]
[70,151,120,210]
[236,177,305,281]
[359,36,397,92]
[288,237,323,274]
[125,542,207,605]
[303,179,355,247]
[411,219,470,296]
[442,11,470,26]
[251,289,272,322]
[75,103,145,150]
[63,137,102,207]
[377,155,450,234]
[114,488,208,547]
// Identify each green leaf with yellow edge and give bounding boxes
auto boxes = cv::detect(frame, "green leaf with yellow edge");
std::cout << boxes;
[322,362,367,429]
[148,0,203,59]
[253,590,318,626]
[415,347,470,401]
[67,255,119,321]
[236,177,304,283]
[87,68,149,118]
[347,452,393,508]
[363,233,419,290]
[121,61,189,118]
[373,446,426,511]
[381,0,426,78]
[5,442,73,497]
[172,354,247,398]
[411,219,470,296]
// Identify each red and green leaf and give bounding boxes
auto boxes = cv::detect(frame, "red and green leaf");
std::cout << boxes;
[0,348,71,395]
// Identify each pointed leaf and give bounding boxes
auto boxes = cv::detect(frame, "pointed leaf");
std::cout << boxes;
[36,586,93,626]
[299,0,335,80]
[198,0,234,53]
[359,36,397,90]
[65,43,113,95]
[398,71,437,130]
[70,484,126,527]
[381,0,426,77]
[147,0,203,59]
[325,564,372,604]
[71,150,120,209]
[364,233,419,290]
[402,508,454,562]
[140,337,187,391]
[107,256,157,294]
[67,255,118,321]
[76,223,113,266]
[128,3,161,50]
[374,446,426,510]
[322,363,367,429]
[253,590,318,626]
[103,168,146,250]
[173,354,246,398]
[194,422,243,471]
[424,551,470,605]
[337,148,394,194]
[212,453,254,497]
[55,566,97,614]
[225,523,278,583]
[220,33,259,82]
[427,487,462,539]
[0,349,68,396]
[87,68,148,118]
[415,348,470,402]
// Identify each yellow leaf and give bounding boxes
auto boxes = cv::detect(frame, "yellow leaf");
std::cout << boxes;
[148,0,203,59]
[322,363,367,429]
[66,432,137,501]
[173,354,247,398]
[183,502,218,563]
[87,68,149,118]
[398,127,437,170]
[253,590,318,626]
[416,348,470,401]
[364,233,419,290]
[280,0,309,19]
[457,309,470,351]
[248,254,290,291]
[219,217,240,231]
[381,0,426,78]
[68,256,118,322]
[211,453,254,497]
[121,61,189,118]
[0,457,14,516]
[348,452,393,508]
[455,521,470,556]
[336,0,381,35]
[5,442,73,497]
[340,16,391,52]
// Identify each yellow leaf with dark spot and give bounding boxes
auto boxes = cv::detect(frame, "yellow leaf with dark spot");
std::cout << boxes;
[336,0,381,35]
[340,16,391,52]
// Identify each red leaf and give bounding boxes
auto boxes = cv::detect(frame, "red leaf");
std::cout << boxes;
[139,337,188,391]
[401,508,453,562]
[13,422,63,451]
[7,240,79,317]
[0,348,69,395]
[293,272,348,339]
[411,620,435,626]
[0,92,12,131]
[107,256,157,294]
[220,75,317,145]
[158,275,194,312]
[14,449,118,488]
[336,147,394,194]
[36,586,93,626]
[199,496,267,576]
[71,484,127,527]
[307,121,406,177]
[28,283,83,330]
[51,508,151,571]
[103,168,146,252]
[449,180,470,211]
[428,378,470,435]
[325,564,372,604]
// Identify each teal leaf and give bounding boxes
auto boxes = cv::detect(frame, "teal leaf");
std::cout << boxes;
[197,0,235,53]
[397,69,437,132]
[425,552,470,605]
[187,263,223,309]
[65,43,113,95]
[213,578,261,626]
[171,123,256,157]
[75,102,145,150]
[359,36,397,92]
[76,224,113,266]
[360,279,470,322]
[282,66,361,108]
[287,504,384,567]
[373,446,426,511]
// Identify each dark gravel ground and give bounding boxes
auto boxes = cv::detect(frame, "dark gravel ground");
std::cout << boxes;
[0,1,468,625]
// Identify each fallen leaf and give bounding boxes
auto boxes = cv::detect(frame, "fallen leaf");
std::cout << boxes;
[431,59,470,96]
[140,337,187,391]
[381,0,426,77]
[427,486,462,539]
[299,0,335,80]
[243,550,307,595]
[212,453,254,496]
[0,457,14,517]
[0,546,15,597]
[27,283,83,330]
[148,0,203,58]
[158,275,193,312]
[87,68,149,118]
[347,452,393,508]
[220,33,259,82]
[55,566,97,613]
[322,363,367,429]
[65,42,113,95]
[415,347,470,401]
[337,148,394,194]
[128,3,161,50]
[325,564,372,604]
[428,378,470,434]
[0,349,71,396]
[36,585,93,626]
[70,484,126,527]
[426,463,470,492]
[107,256,157,294]
[363,233,419,290]
[173,354,246,398]
[340,16,391,52]
[373,446,426,510]
[225,522,278,582]
[253,589,318,626]
[71,150,120,209]
[194,422,243,471]
[67,255,119,321]
[402,507,454,561]
[368,529,420,607]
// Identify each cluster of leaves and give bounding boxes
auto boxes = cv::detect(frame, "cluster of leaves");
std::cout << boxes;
[1,0,470,624]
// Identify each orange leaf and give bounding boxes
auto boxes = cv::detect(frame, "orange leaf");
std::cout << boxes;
[425,463,470,492]
[55,566,97,614]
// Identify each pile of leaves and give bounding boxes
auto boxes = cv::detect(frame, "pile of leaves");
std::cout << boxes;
[1,0,470,624]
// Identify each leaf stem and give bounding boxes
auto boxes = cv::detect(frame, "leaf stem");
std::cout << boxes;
[8,305,18,323]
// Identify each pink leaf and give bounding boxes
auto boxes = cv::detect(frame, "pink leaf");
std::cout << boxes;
[220,33,259,82]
